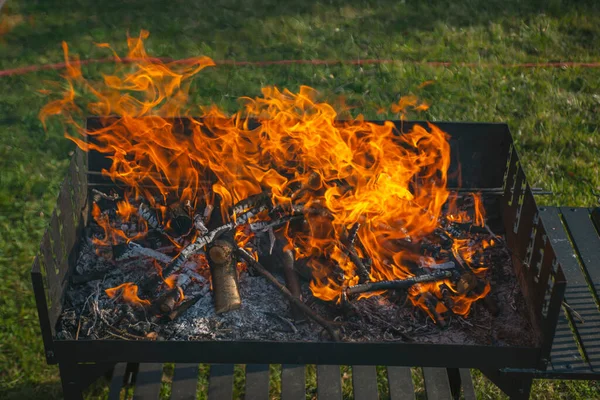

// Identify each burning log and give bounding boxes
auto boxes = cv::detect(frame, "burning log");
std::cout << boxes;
[208,239,241,314]
[161,223,233,276]
[345,270,452,296]
[250,215,304,234]
[341,222,370,282]
[234,204,269,225]
[237,247,341,341]
[92,188,120,202]
[154,270,208,314]
[457,272,478,294]
[421,292,447,328]
[232,191,271,215]
[138,202,166,235]
[345,245,370,283]
[203,204,214,224]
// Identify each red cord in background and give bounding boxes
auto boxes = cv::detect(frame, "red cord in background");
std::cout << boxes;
[1,56,600,78]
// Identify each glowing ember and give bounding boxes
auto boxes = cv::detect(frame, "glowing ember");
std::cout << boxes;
[41,31,494,322]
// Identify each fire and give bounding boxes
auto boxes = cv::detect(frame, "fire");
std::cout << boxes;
[41,31,493,321]
[105,282,151,306]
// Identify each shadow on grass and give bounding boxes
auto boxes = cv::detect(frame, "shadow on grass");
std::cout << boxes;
[1,381,63,400]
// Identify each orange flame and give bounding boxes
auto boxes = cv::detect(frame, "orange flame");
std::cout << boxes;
[42,31,491,320]
[105,282,150,306]
[472,193,485,227]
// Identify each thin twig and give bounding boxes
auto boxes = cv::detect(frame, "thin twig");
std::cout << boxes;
[237,247,341,341]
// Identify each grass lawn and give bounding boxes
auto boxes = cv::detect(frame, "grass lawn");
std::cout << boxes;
[1,0,599,398]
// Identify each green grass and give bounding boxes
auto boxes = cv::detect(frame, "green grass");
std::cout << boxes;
[0,0,599,398]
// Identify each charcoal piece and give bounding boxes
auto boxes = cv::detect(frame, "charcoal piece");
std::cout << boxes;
[168,204,193,236]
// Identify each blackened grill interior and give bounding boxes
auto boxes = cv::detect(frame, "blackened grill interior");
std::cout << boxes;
[53,119,543,348]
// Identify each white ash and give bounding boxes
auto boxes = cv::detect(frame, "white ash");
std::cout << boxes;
[166,273,321,342]
[61,229,536,347]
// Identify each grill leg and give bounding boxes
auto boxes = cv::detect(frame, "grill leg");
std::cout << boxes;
[480,369,532,400]
[446,368,461,399]
[59,362,84,400]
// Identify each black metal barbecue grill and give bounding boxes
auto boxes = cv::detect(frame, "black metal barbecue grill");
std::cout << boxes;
[32,119,573,398]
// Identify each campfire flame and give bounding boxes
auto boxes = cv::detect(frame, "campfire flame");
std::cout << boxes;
[41,31,492,321]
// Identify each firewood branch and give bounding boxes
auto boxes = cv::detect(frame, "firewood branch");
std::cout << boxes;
[236,247,341,341]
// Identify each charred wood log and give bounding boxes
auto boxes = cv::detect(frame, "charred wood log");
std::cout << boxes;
[345,270,452,296]
[421,292,447,328]
[232,191,271,215]
[457,272,478,294]
[138,203,166,235]
[208,239,241,314]
[237,247,341,341]
[281,248,305,322]
[153,270,208,314]
[345,245,370,283]
[168,204,193,236]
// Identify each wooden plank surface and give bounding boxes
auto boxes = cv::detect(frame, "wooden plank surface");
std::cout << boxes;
[386,366,414,400]
[245,364,270,400]
[559,207,600,370]
[281,364,305,400]
[422,368,451,400]
[317,365,342,400]
[459,369,476,400]
[107,363,128,400]
[133,363,163,400]
[560,207,600,301]
[539,207,592,372]
[171,363,199,400]
[208,364,234,400]
[352,365,378,400]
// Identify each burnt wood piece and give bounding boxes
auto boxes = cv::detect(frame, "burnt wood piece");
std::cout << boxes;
[138,203,166,235]
[539,207,597,372]
[107,363,128,400]
[346,271,452,296]
[168,291,206,321]
[171,364,199,400]
[281,364,305,400]
[422,368,451,400]
[281,248,305,322]
[132,363,163,400]
[244,364,270,400]
[317,365,342,400]
[208,239,241,314]
[346,245,371,282]
[386,367,415,400]
[168,203,193,237]
[352,365,379,400]
[208,364,235,400]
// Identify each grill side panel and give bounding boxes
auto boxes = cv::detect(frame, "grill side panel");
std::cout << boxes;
[31,147,89,363]
[501,144,566,369]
